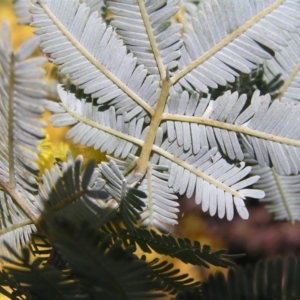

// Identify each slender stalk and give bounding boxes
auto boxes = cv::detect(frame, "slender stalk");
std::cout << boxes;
[0,178,48,236]
[0,219,33,236]
[60,102,145,147]
[133,71,171,176]
[137,0,166,79]
[44,189,87,213]
[162,113,300,147]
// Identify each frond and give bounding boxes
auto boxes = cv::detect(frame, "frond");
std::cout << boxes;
[38,151,104,224]
[264,29,300,103]
[14,0,105,25]
[138,163,180,232]
[0,191,36,259]
[107,0,183,78]
[128,227,237,268]
[159,145,263,220]
[145,257,201,295]
[200,256,300,300]
[30,0,159,117]
[0,22,47,256]
[1,245,88,300]
[237,92,300,175]
[163,90,300,175]
[44,217,165,299]
[46,85,144,159]
[248,156,300,222]
[172,0,300,92]
[0,22,46,193]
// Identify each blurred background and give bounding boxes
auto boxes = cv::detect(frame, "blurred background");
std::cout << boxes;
[1,0,300,299]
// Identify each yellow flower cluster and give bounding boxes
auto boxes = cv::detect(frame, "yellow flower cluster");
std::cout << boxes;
[38,110,107,176]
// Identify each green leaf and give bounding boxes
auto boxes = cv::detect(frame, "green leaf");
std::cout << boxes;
[2,244,88,300]
[44,216,166,300]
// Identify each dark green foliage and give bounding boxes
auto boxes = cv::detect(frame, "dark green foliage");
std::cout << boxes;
[128,227,238,268]
[100,220,238,268]
[1,245,87,300]
[145,257,201,295]
[201,256,300,300]
[1,214,204,300]
[210,66,284,102]
[44,217,165,300]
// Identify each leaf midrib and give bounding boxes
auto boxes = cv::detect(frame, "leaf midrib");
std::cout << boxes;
[8,52,15,189]
[151,144,244,199]
[0,218,33,236]
[162,113,300,147]
[137,0,166,79]
[60,102,145,147]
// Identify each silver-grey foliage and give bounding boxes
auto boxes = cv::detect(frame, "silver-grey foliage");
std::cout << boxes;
[264,29,300,103]
[0,22,47,257]
[1,0,300,259]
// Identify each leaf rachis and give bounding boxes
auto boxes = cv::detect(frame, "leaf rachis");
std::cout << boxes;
[133,69,171,177]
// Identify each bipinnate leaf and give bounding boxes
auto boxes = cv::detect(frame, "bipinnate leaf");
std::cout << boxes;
[3,1,300,299]
[31,0,300,229]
